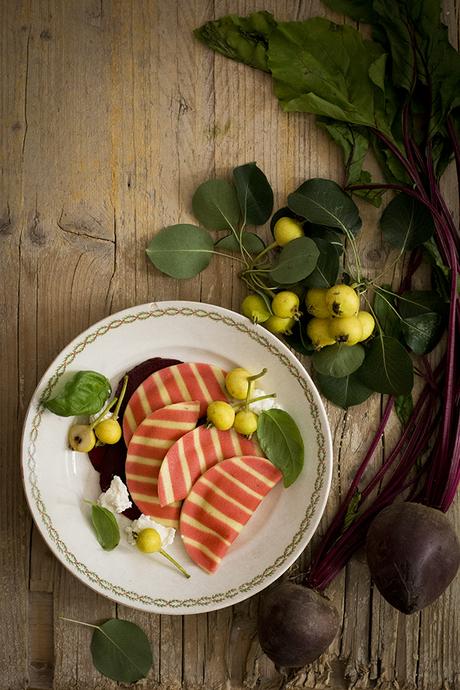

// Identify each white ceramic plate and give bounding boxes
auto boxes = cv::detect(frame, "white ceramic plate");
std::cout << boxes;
[22,301,333,614]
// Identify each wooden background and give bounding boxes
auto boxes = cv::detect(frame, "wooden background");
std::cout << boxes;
[1,1,459,688]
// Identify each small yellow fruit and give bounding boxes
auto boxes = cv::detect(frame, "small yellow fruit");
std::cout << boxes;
[241,294,271,323]
[329,316,363,346]
[207,401,235,431]
[225,368,252,400]
[273,217,304,246]
[305,288,330,319]
[306,318,335,350]
[357,311,375,341]
[233,410,258,435]
[325,284,360,318]
[68,424,96,452]
[265,315,295,334]
[272,291,301,319]
[94,418,122,445]
[136,528,162,553]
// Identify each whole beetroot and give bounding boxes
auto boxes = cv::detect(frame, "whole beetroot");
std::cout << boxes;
[257,582,339,667]
[366,502,460,614]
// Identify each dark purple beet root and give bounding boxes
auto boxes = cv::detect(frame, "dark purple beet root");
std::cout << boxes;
[257,583,339,668]
[366,502,460,614]
[88,357,181,519]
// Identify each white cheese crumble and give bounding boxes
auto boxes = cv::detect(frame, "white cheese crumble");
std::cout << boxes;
[89,404,112,425]
[97,476,132,514]
[248,388,283,415]
[126,515,176,548]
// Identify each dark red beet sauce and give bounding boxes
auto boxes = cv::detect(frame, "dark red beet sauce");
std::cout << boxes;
[88,357,182,520]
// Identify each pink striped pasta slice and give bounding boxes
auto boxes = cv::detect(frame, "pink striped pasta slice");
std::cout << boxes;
[180,456,282,573]
[123,363,227,444]
[125,401,200,527]
[158,426,262,507]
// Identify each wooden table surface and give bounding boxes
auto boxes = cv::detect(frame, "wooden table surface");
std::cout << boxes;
[1,1,459,688]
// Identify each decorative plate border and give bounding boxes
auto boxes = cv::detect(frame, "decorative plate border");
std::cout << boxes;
[24,305,327,608]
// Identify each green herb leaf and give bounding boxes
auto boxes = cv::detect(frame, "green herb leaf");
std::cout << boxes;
[303,237,340,288]
[312,344,365,378]
[373,287,401,338]
[321,0,376,23]
[315,370,372,408]
[380,193,434,250]
[233,162,274,225]
[194,11,277,72]
[192,179,240,231]
[269,236,319,284]
[358,336,413,395]
[395,393,413,426]
[214,231,265,254]
[90,619,153,682]
[288,178,362,236]
[257,409,304,487]
[44,371,111,417]
[146,224,214,279]
[90,504,120,551]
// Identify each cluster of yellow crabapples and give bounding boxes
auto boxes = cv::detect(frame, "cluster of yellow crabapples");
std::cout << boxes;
[241,216,375,349]
[206,367,274,436]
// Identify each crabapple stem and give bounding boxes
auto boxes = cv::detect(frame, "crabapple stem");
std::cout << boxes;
[112,375,129,419]
[90,397,118,430]
[159,549,191,578]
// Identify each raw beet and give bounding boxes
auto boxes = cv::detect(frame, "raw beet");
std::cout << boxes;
[257,582,339,667]
[88,357,181,519]
[366,502,460,614]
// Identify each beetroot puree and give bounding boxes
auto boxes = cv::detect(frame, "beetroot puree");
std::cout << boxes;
[88,357,181,519]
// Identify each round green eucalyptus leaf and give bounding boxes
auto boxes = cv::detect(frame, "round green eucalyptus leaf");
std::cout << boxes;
[269,236,319,284]
[233,162,274,225]
[90,619,153,683]
[288,178,362,235]
[357,335,413,395]
[215,231,265,254]
[192,179,240,230]
[315,370,372,408]
[312,343,365,378]
[146,224,214,279]
[380,193,434,250]
[303,237,340,288]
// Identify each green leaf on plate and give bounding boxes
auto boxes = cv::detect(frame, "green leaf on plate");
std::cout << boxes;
[303,237,340,288]
[192,179,240,231]
[146,224,214,279]
[90,504,120,551]
[315,370,372,408]
[358,335,413,395]
[214,231,265,254]
[269,236,319,284]
[380,193,434,250]
[90,619,153,683]
[233,162,274,225]
[395,393,413,426]
[44,371,112,417]
[312,343,365,378]
[257,409,304,487]
[288,178,362,236]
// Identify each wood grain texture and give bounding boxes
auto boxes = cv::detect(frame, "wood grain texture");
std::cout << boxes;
[1,0,459,688]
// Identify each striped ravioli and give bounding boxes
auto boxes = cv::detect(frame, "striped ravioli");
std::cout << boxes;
[123,363,227,444]
[125,401,200,527]
[180,455,282,573]
[158,426,262,507]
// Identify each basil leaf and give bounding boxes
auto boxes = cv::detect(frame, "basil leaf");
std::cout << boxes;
[380,193,434,250]
[303,237,340,288]
[373,287,401,338]
[257,409,304,487]
[233,162,274,225]
[358,336,413,395]
[312,344,365,378]
[395,393,413,426]
[146,224,214,279]
[91,504,120,551]
[321,0,376,23]
[288,178,362,236]
[315,370,372,408]
[192,179,240,231]
[44,371,111,417]
[214,231,265,254]
[269,236,319,284]
[90,619,153,682]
